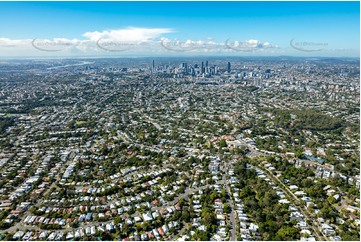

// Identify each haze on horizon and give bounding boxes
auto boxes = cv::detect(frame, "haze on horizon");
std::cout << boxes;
[0,1,359,58]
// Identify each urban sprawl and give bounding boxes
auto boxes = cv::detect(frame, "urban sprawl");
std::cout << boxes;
[0,57,359,241]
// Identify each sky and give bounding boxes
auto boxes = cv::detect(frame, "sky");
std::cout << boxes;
[0,1,359,57]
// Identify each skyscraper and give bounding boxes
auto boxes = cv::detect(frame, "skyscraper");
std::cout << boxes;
[201,61,205,74]
[182,63,188,73]
[227,62,231,73]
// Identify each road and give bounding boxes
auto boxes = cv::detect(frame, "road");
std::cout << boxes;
[169,222,189,241]
[221,158,237,241]
[4,182,202,235]
[136,110,162,130]
[2,151,78,234]
[255,164,328,241]
[226,191,237,241]
[334,187,352,213]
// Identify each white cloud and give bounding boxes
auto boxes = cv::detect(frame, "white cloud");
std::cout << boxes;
[246,39,260,47]
[224,38,279,53]
[0,37,30,47]
[83,27,173,42]
[0,28,282,56]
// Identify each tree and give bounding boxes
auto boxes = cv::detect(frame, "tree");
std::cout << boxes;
[295,149,304,159]
[219,139,227,148]
[181,210,190,222]
[114,217,122,225]
[276,226,300,240]
[259,220,278,234]
[201,209,216,229]
[195,230,209,241]
[223,203,230,213]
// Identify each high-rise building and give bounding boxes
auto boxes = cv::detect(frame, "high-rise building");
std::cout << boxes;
[201,61,205,74]
[205,60,208,67]
[152,60,155,72]
[182,63,188,73]
[227,62,231,73]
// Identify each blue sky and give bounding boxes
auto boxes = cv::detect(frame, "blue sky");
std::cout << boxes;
[0,1,359,57]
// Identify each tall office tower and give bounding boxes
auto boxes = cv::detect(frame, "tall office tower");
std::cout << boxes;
[227,62,231,73]
[205,60,208,67]
[182,63,188,73]
[152,60,155,72]
[201,61,204,74]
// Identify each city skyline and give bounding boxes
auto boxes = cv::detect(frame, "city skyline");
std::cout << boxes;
[0,1,359,57]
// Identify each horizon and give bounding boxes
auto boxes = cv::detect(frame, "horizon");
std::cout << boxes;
[0,54,360,60]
